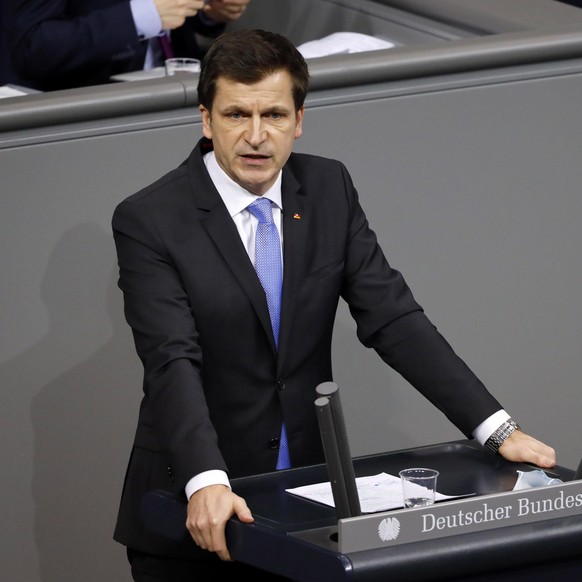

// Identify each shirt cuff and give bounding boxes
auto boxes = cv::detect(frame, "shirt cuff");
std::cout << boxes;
[185,470,231,500]
[130,0,163,39]
[472,409,511,445]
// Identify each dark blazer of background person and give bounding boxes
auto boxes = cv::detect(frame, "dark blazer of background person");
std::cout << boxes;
[4,0,223,92]
[111,136,504,559]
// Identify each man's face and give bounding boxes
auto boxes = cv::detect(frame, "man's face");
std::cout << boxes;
[200,70,304,196]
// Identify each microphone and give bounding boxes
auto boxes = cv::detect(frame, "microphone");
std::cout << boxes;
[315,381,361,519]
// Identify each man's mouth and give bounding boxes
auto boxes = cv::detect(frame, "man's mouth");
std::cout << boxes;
[240,153,271,165]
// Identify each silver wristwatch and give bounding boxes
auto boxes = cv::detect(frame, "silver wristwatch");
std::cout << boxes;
[485,418,521,454]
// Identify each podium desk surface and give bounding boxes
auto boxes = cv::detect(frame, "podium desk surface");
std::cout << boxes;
[226,440,581,581]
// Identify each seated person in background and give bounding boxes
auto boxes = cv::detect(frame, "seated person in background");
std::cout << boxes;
[3,0,250,92]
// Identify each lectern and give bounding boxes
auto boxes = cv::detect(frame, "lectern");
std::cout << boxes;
[225,440,582,581]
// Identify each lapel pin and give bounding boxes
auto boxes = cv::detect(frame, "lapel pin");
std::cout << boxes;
[293,213,301,220]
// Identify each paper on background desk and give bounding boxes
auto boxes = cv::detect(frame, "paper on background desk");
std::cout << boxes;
[111,67,167,82]
[110,33,395,82]
[0,86,29,99]
[286,472,461,513]
[297,32,395,59]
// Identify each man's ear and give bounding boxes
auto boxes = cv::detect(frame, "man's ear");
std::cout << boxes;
[200,105,212,140]
[294,107,305,139]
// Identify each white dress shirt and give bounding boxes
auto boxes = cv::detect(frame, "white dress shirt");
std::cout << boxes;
[185,151,283,499]
[129,0,164,70]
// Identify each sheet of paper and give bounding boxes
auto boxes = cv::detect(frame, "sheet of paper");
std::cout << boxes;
[0,86,29,99]
[297,32,395,60]
[286,472,464,513]
[111,67,166,82]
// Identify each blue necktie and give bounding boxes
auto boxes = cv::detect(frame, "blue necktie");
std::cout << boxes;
[247,197,291,470]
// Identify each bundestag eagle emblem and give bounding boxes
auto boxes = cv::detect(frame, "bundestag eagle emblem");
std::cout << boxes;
[378,516,401,541]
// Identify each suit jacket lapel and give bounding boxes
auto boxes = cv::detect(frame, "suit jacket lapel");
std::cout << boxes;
[187,144,277,353]
[278,167,309,365]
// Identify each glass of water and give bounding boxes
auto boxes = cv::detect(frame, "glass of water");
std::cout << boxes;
[399,467,439,508]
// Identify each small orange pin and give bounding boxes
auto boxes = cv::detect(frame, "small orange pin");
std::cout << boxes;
[293,213,301,220]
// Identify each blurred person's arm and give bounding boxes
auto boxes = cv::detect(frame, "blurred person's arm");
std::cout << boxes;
[5,0,203,88]
[6,0,141,84]
[153,0,204,30]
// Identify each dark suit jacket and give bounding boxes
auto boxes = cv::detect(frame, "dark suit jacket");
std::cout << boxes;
[111,138,503,558]
[4,0,222,91]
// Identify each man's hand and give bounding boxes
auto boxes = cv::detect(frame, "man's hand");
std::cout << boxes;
[498,430,556,469]
[154,0,205,30]
[203,0,251,23]
[186,484,254,561]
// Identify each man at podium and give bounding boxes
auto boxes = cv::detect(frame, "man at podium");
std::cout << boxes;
[112,28,556,581]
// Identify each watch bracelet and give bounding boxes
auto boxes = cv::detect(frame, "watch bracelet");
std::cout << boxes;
[485,418,521,454]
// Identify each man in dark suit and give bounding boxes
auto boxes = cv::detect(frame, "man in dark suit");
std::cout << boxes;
[112,29,557,580]
[4,0,250,92]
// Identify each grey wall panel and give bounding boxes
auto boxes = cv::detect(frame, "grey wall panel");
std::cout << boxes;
[1,59,581,580]
[385,0,582,33]
[0,125,199,581]
[226,0,476,45]
[299,69,582,464]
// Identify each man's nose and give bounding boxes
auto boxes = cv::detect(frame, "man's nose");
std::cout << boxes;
[245,117,267,146]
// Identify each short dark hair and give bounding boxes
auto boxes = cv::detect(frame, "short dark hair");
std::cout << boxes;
[197,29,309,112]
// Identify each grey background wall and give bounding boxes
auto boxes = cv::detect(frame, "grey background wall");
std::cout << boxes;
[2,1,582,580]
